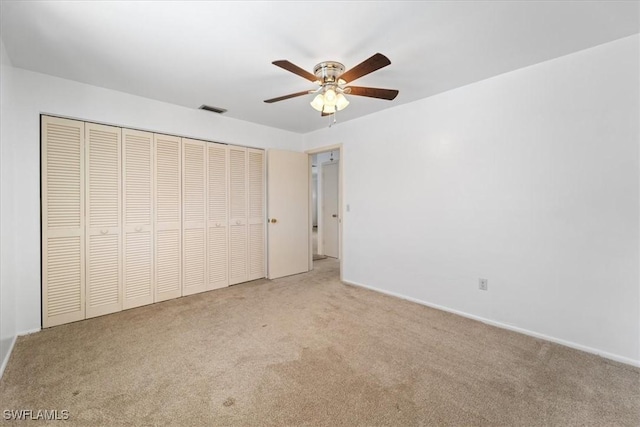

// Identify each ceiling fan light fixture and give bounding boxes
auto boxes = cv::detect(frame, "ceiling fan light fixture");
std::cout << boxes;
[310,94,324,112]
[265,54,397,123]
[336,93,349,111]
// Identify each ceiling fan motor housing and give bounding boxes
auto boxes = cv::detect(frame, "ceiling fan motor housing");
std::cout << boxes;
[314,61,345,84]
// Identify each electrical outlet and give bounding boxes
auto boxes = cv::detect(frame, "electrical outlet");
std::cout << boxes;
[479,278,488,291]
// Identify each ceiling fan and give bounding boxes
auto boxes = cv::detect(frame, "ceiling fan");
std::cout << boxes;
[264,53,399,117]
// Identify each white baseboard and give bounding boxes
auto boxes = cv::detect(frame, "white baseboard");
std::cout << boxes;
[0,335,17,379]
[0,328,40,379]
[343,279,640,368]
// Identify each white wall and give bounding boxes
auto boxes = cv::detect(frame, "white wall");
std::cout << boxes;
[305,35,640,365]
[1,66,303,345]
[1,39,17,374]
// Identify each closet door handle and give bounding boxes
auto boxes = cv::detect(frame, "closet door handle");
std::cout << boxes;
[100,229,108,235]
[135,226,142,232]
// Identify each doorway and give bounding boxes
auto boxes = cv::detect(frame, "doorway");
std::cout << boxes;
[308,145,342,276]
[321,160,339,258]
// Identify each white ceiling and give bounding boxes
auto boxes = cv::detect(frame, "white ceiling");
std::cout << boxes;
[1,1,638,134]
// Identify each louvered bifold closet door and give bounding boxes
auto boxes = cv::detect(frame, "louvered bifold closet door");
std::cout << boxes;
[154,134,182,302]
[182,138,207,296]
[229,146,248,285]
[207,143,229,290]
[85,123,123,318]
[247,149,265,281]
[42,116,86,328]
[122,129,154,309]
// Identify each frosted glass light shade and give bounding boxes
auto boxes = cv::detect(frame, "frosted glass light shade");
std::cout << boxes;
[322,104,336,114]
[324,89,337,106]
[336,93,349,111]
[310,94,324,112]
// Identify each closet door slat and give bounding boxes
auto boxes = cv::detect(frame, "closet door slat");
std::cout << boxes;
[122,128,154,309]
[85,122,123,318]
[247,149,265,281]
[229,146,248,285]
[42,116,86,327]
[154,134,182,302]
[207,143,229,290]
[182,138,207,295]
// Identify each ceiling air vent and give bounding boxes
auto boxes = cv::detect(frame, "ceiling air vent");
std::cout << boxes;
[199,104,227,114]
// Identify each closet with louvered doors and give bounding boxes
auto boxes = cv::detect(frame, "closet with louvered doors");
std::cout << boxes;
[85,122,123,319]
[41,116,86,328]
[41,115,266,328]
[122,129,154,309]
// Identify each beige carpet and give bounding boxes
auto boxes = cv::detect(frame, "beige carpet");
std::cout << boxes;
[1,258,638,426]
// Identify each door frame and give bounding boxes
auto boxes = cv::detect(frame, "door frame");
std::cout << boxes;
[305,144,343,282]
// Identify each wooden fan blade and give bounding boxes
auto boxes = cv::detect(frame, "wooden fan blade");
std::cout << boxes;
[346,86,399,100]
[264,91,310,103]
[321,111,334,117]
[272,60,318,82]
[340,53,391,83]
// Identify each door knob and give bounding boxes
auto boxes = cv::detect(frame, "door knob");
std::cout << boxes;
[332,214,337,218]
[270,218,277,223]
[135,226,142,232]
[100,229,108,235]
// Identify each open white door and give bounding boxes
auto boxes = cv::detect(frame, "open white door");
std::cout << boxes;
[267,149,309,279]
[322,161,339,258]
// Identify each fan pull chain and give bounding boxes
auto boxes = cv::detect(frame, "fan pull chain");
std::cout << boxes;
[329,110,337,128]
